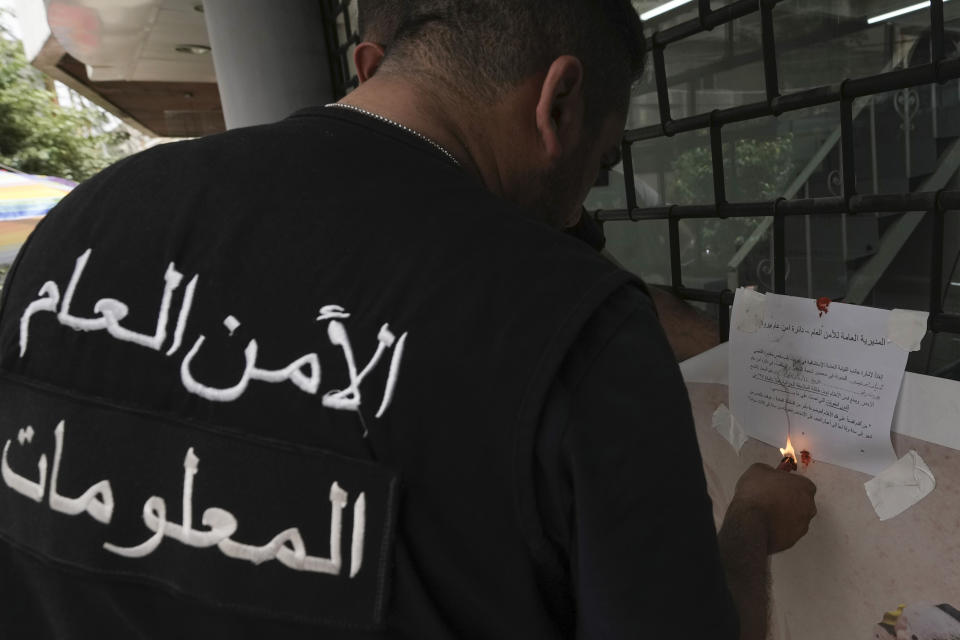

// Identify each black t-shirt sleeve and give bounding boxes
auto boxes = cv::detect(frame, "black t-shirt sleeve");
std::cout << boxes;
[535,284,739,639]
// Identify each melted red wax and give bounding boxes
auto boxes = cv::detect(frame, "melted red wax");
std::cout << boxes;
[816,297,831,317]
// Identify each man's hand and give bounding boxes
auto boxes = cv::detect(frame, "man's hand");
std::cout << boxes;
[718,464,817,640]
[729,463,817,553]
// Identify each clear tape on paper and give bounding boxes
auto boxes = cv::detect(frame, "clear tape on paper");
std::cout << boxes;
[864,450,936,521]
[887,309,929,352]
[730,289,766,334]
[712,404,748,454]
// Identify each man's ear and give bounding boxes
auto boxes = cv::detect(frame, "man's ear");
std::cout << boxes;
[355,42,387,83]
[535,55,585,163]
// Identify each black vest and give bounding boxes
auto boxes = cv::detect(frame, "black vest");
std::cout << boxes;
[0,109,636,638]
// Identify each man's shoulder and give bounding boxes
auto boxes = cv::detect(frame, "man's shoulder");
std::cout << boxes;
[557,282,663,388]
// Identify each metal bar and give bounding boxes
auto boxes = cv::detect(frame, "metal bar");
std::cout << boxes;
[653,45,671,126]
[930,313,960,334]
[625,62,960,142]
[849,192,938,213]
[669,214,683,289]
[719,300,731,343]
[845,64,937,98]
[941,192,960,210]
[625,123,665,143]
[661,12,868,96]
[655,0,757,47]
[653,285,736,306]
[697,0,710,27]
[770,85,841,114]
[714,102,773,126]
[931,209,946,316]
[870,99,879,195]
[774,207,786,293]
[593,191,960,223]
[664,112,712,136]
[710,119,727,208]
[941,58,960,82]
[840,95,856,200]
[760,0,780,102]
[931,0,945,64]
[777,196,848,216]
[805,188,813,298]
[621,139,637,213]
[318,0,347,99]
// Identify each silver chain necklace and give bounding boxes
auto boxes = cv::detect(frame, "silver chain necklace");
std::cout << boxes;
[324,103,461,167]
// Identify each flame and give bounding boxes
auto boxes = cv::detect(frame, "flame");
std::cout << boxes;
[780,436,797,463]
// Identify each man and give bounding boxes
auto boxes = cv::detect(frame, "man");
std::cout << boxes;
[0,2,815,639]
[355,0,400,82]
[357,0,720,363]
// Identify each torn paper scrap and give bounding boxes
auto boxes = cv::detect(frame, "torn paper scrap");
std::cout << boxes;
[864,450,935,521]
[712,403,748,454]
[680,342,729,385]
[887,309,929,352]
[730,288,766,333]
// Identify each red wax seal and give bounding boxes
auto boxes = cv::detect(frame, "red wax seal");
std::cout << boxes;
[816,297,831,317]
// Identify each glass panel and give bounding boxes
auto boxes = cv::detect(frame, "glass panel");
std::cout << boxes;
[346,42,358,83]
[604,219,672,285]
[662,11,765,119]
[853,80,960,196]
[628,63,660,130]
[681,217,770,291]
[865,209,933,310]
[722,103,840,201]
[584,161,629,211]
[710,213,883,298]
[336,12,350,47]
[626,0,696,130]
[947,1,960,60]
[944,212,960,316]
[775,0,931,93]
[791,214,875,300]
[629,129,714,205]
[347,0,359,35]
[925,331,960,378]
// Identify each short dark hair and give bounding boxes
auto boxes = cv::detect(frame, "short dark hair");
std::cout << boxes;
[380,0,645,125]
[357,0,403,44]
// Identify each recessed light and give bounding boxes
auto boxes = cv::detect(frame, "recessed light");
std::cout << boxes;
[175,44,211,55]
[866,0,951,24]
[641,0,694,22]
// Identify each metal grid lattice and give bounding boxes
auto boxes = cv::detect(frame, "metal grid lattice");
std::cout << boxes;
[598,0,960,344]
[320,0,360,99]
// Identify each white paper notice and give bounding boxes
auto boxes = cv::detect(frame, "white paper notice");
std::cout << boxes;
[729,290,907,476]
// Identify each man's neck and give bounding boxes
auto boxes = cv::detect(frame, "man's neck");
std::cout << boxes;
[334,74,507,197]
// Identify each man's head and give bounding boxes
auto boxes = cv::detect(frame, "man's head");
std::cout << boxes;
[357,0,402,44]
[380,1,643,125]
[355,0,403,82]
[352,0,644,228]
